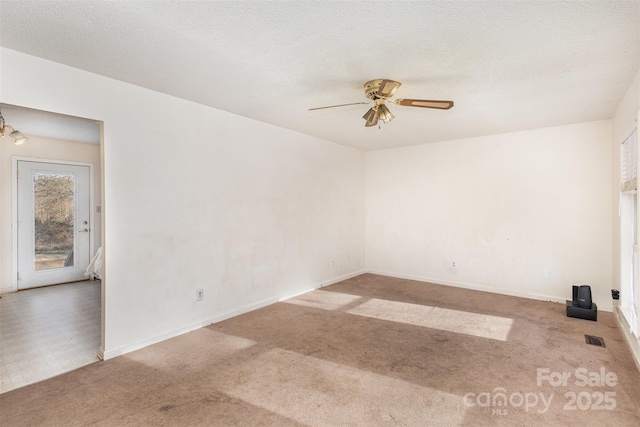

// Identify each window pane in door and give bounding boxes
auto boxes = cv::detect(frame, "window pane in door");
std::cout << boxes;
[33,172,75,270]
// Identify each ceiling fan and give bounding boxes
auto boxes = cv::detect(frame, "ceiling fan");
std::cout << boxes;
[309,79,454,127]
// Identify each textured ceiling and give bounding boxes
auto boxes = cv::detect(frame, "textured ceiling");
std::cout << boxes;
[1,1,638,151]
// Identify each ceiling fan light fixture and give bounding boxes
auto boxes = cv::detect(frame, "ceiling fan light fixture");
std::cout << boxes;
[365,117,378,127]
[377,104,394,123]
[363,107,379,127]
[362,107,377,122]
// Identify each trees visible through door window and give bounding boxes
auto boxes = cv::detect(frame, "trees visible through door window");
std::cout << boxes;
[33,172,75,270]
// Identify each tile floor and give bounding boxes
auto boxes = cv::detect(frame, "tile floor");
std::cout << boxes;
[0,280,101,394]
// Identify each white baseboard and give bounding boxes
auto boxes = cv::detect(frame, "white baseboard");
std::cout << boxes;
[319,269,367,289]
[102,295,281,360]
[278,269,366,302]
[0,286,15,295]
[614,306,640,372]
[366,269,613,312]
[102,269,366,360]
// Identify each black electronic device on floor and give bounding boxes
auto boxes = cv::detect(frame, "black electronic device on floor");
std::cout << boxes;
[566,285,597,321]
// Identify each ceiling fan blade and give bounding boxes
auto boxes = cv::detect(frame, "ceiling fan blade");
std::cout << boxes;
[308,101,369,111]
[394,99,454,109]
[377,79,401,98]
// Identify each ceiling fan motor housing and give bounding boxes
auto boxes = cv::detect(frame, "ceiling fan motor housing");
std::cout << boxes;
[364,79,402,100]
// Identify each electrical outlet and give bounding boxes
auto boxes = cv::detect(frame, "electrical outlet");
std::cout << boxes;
[444,259,458,275]
[196,288,204,301]
[329,259,335,269]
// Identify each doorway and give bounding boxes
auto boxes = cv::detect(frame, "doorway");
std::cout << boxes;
[17,160,92,289]
[0,104,103,393]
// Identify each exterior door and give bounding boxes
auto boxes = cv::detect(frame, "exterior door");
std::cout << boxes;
[17,161,91,289]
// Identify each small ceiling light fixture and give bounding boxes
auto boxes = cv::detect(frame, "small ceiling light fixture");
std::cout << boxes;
[0,108,28,145]
[377,104,395,124]
[362,106,379,127]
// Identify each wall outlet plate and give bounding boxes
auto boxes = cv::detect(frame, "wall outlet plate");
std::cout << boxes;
[444,259,458,275]
[196,288,204,301]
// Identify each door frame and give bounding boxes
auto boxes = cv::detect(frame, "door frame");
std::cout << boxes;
[12,156,95,292]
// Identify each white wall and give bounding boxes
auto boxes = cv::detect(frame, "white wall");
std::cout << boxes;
[0,48,365,358]
[0,135,101,293]
[0,47,628,362]
[366,120,613,310]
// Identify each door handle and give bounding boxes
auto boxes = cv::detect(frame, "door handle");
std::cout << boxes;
[79,228,89,233]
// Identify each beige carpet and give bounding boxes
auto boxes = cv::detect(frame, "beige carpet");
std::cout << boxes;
[1,273,639,426]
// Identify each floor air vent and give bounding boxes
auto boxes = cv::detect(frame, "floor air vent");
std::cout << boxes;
[585,335,605,347]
